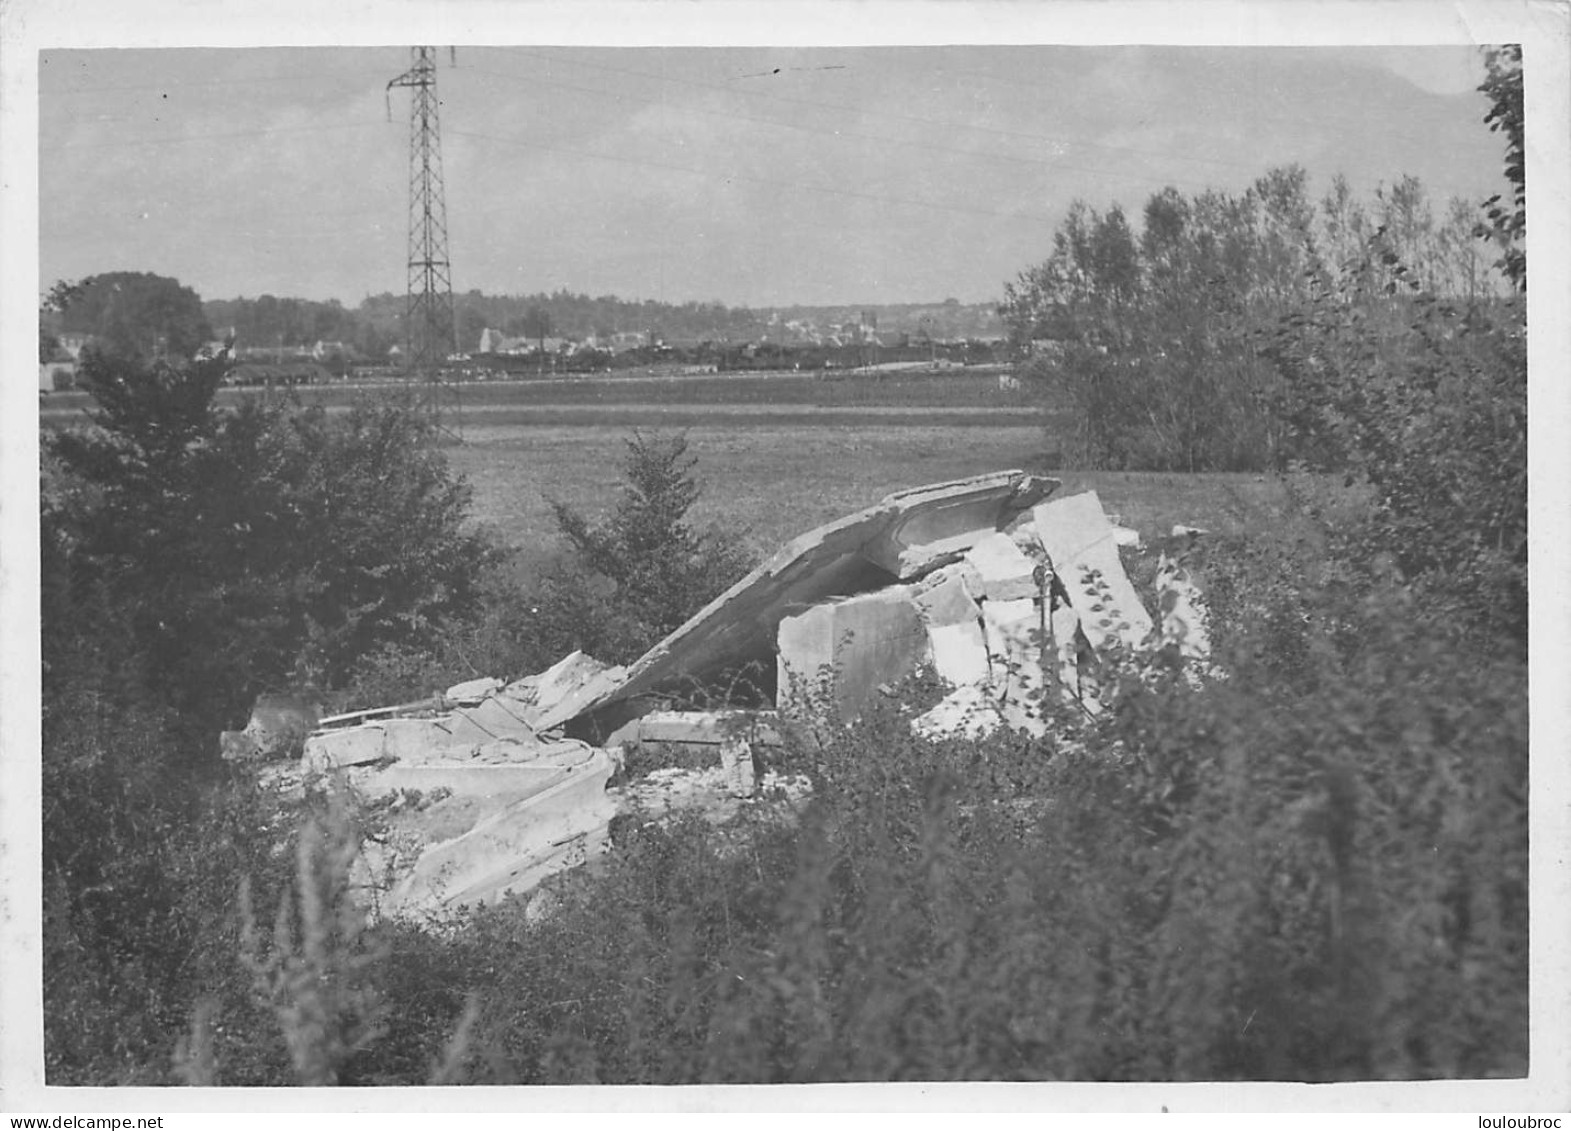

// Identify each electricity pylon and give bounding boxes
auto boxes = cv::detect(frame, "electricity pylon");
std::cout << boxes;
[388,46,460,438]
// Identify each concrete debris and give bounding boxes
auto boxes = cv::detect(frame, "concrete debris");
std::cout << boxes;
[444,676,503,704]
[221,693,322,762]
[1171,524,1209,539]
[509,650,626,732]
[553,470,1059,737]
[1028,490,1154,657]
[777,587,930,724]
[913,684,1005,741]
[962,531,1041,602]
[258,472,1211,920]
[913,566,991,687]
[367,741,617,917]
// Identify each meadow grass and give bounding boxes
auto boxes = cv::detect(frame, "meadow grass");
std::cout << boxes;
[38,367,1030,424]
[449,420,1298,570]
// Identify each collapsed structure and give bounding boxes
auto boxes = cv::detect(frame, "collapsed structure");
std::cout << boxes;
[253,471,1209,918]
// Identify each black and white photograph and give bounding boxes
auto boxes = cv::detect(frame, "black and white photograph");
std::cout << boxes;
[3,0,1567,1118]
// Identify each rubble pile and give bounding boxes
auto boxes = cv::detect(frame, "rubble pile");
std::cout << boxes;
[241,471,1210,919]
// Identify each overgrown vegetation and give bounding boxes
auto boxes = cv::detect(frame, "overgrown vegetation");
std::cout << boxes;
[41,47,1527,1086]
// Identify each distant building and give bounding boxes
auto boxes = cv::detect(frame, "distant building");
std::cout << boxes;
[39,360,76,392]
[311,340,354,361]
[227,362,331,387]
[55,333,91,360]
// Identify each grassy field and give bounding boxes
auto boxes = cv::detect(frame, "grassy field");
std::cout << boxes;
[41,370,1299,568]
[37,367,1030,423]
[450,419,1296,571]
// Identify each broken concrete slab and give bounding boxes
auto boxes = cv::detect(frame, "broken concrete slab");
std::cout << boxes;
[513,650,627,733]
[624,710,783,748]
[1027,490,1154,656]
[375,745,617,917]
[434,708,508,749]
[981,596,1045,693]
[367,739,600,798]
[1111,523,1142,548]
[303,724,387,773]
[777,586,930,722]
[913,684,1004,740]
[860,472,1059,579]
[459,695,537,740]
[444,676,503,704]
[912,565,991,687]
[381,716,468,763]
[1048,601,1084,705]
[549,471,1058,735]
[962,531,1042,602]
[926,621,991,687]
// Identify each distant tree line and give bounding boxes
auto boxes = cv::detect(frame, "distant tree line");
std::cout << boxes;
[193,291,1003,362]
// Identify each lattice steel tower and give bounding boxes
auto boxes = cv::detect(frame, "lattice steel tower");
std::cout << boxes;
[388,47,457,378]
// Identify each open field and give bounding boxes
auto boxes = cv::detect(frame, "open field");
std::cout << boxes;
[40,370,1305,570]
[37,367,1029,424]
[449,420,1298,571]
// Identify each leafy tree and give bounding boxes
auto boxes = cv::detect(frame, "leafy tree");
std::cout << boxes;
[1001,169,1327,470]
[45,349,497,740]
[1478,45,1525,292]
[54,272,213,365]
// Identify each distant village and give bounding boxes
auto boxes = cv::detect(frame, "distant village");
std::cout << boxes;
[41,303,1017,392]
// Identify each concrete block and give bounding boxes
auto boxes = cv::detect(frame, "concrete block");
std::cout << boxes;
[303,724,386,772]
[1049,601,1083,701]
[635,710,783,748]
[1028,491,1154,656]
[381,716,465,763]
[777,587,930,721]
[462,696,536,741]
[913,563,983,625]
[719,735,757,798]
[913,566,990,687]
[380,746,616,916]
[1111,524,1142,548]
[444,676,502,704]
[962,531,1041,602]
[982,597,1046,698]
[925,622,992,687]
[437,709,504,748]
[913,684,1003,740]
[369,759,580,800]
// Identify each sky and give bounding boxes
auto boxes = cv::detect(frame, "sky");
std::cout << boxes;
[35,42,1512,309]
